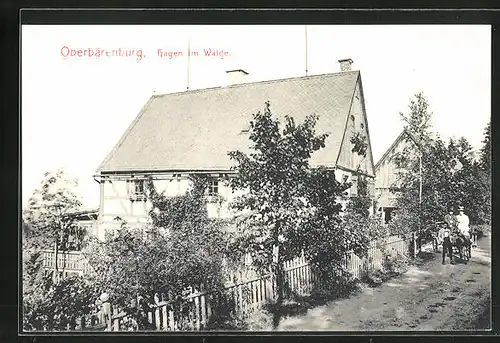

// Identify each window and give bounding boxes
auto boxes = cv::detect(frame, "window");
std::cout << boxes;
[175,174,181,193]
[134,180,144,195]
[208,179,219,196]
[128,179,146,201]
[350,175,358,197]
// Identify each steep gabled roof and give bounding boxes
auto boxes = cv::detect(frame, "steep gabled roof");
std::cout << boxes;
[374,128,424,171]
[98,71,361,173]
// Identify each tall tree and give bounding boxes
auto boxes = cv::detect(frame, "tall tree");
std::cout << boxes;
[23,169,82,282]
[228,101,348,328]
[473,122,491,224]
[399,92,433,145]
[391,93,443,235]
[392,132,490,235]
[392,138,455,233]
[479,121,491,172]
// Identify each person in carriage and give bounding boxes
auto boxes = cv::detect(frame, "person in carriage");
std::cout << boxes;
[456,206,477,247]
[455,205,473,261]
[456,206,472,244]
[444,208,458,229]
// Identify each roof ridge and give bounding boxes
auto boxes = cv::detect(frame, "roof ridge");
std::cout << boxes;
[374,128,424,170]
[357,75,376,177]
[152,70,360,98]
[374,130,407,170]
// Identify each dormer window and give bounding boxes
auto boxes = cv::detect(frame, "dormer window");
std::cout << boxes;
[207,179,219,196]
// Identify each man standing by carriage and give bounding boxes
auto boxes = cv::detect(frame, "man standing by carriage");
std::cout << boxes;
[437,207,457,265]
[437,221,454,265]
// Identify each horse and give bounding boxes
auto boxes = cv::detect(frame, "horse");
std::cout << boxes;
[451,231,472,263]
[437,225,471,265]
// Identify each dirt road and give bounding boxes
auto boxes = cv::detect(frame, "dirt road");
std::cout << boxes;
[278,233,491,331]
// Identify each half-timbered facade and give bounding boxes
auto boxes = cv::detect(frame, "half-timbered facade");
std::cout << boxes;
[93,59,377,240]
[374,129,423,224]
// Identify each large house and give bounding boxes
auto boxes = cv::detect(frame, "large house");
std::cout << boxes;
[374,129,423,224]
[92,58,377,240]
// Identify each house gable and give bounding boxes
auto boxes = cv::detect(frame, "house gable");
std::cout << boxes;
[335,75,375,177]
[374,129,422,208]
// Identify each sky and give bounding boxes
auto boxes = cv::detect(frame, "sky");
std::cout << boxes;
[22,25,491,209]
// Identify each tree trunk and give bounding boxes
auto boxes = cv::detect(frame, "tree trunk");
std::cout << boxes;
[272,243,284,330]
[273,263,284,328]
[54,237,59,283]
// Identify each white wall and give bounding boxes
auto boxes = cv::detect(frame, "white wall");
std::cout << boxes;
[96,169,374,240]
[97,174,240,239]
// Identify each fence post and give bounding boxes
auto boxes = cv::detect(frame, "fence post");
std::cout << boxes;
[99,292,112,331]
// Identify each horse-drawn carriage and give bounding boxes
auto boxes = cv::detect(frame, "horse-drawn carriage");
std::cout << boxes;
[430,221,472,264]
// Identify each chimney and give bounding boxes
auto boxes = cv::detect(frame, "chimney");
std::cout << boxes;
[338,58,354,72]
[226,69,249,86]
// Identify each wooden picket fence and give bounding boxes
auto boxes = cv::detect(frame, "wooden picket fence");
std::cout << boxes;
[343,235,409,279]
[77,235,409,331]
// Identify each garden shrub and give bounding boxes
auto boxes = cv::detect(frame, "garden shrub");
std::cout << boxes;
[205,289,273,331]
[23,274,97,331]
[361,248,409,287]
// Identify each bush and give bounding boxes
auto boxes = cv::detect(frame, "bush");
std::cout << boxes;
[361,250,409,287]
[205,290,273,331]
[244,307,274,331]
[210,307,273,331]
[383,251,410,276]
[23,274,97,331]
[309,269,359,303]
[361,269,386,287]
